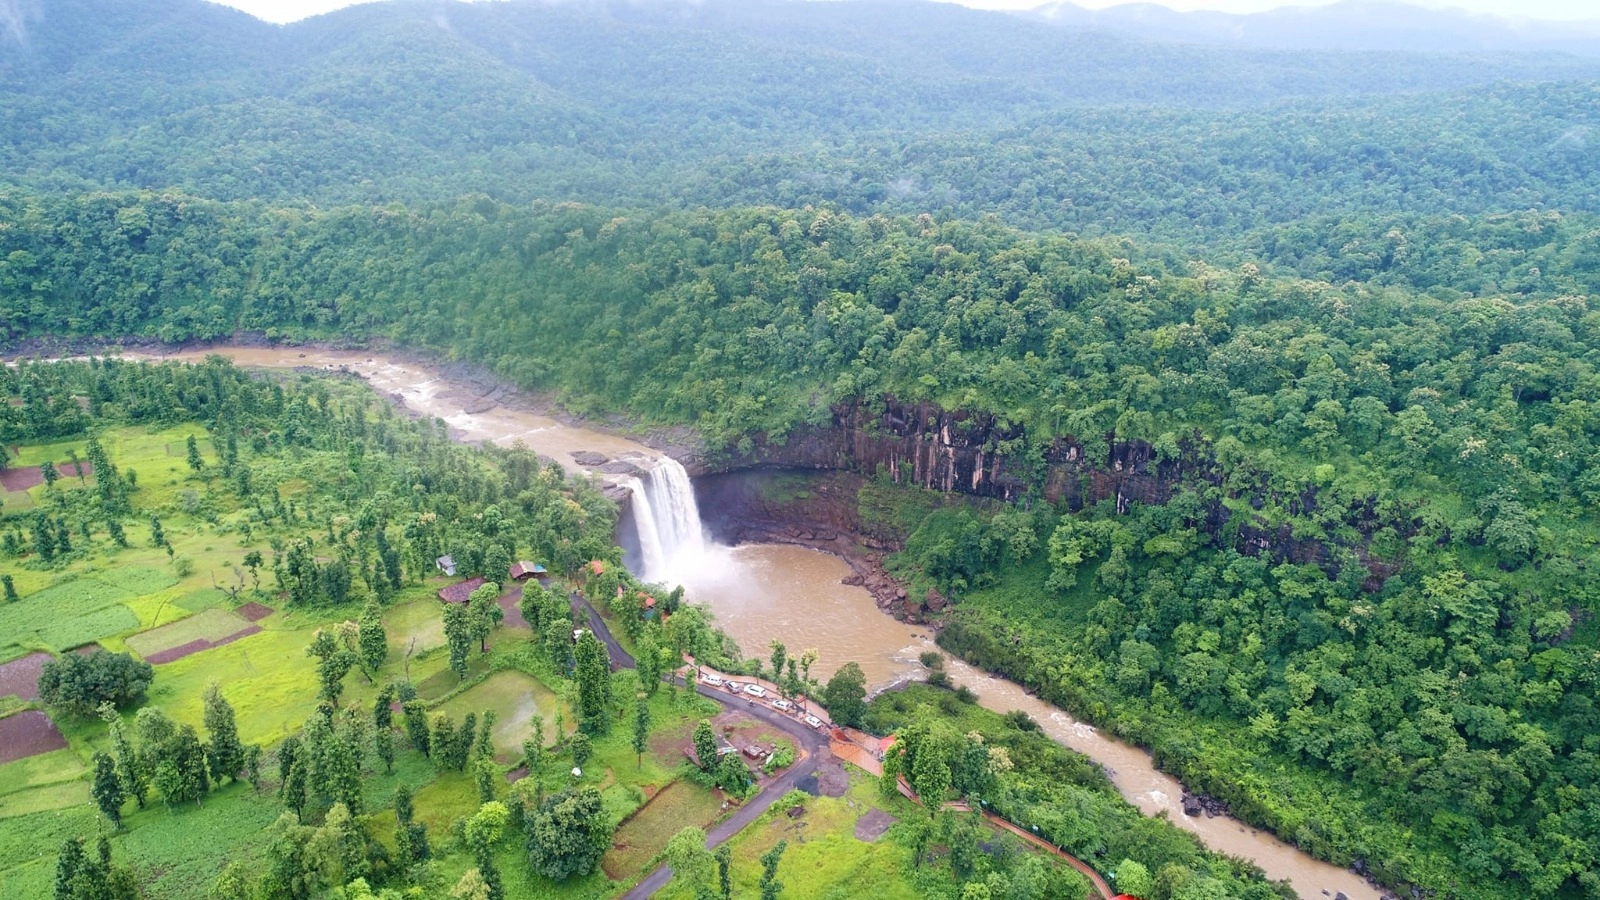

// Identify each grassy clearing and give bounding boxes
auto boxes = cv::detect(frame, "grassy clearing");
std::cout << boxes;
[173,586,229,613]
[385,596,446,657]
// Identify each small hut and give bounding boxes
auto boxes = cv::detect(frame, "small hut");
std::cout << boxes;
[435,555,457,577]
[509,561,547,581]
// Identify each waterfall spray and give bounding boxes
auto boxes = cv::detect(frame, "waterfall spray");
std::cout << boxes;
[627,457,707,583]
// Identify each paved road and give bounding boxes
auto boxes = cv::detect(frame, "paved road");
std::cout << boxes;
[569,591,829,900]
[571,591,634,670]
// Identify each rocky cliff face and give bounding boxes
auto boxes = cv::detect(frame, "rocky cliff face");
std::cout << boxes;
[687,396,1406,589]
[688,397,1191,509]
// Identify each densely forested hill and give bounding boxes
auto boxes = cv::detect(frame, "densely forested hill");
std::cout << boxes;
[3,189,1599,897]
[3,0,1599,246]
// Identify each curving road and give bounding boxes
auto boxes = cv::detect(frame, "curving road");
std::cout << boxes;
[569,593,830,900]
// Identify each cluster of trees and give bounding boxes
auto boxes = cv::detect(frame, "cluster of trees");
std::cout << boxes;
[89,684,259,829]
[38,650,152,714]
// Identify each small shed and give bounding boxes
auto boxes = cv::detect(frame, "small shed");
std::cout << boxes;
[436,555,457,577]
[509,561,546,581]
[588,560,605,575]
[438,577,486,604]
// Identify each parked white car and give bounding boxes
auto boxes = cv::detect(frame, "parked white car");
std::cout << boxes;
[725,682,744,693]
[771,699,793,711]
[701,675,724,687]
[743,684,767,698]
[803,714,823,728]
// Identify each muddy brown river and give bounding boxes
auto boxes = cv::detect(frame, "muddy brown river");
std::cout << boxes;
[119,345,1380,899]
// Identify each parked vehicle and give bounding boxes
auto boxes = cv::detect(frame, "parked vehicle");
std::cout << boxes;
[702,674,724,687]
[772,699,793,711]
[803,714,823,728]
[744,684,767,698]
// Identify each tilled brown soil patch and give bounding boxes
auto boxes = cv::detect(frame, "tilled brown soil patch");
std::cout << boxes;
[144,625,262,664]
[0,652,51,701]
[235,602,275,623]
[0,710,68,764]
[855,808,897,841]
[0,461,93,492]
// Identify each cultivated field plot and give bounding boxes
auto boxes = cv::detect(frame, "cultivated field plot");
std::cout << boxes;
[0,712,68,764]
[437,670,560,760]
[0,575,148,661]
[0,653,51,701]
[0,460,94,493]
[124,608,255,660]
[0,747,88,819]
[602,779,725,879]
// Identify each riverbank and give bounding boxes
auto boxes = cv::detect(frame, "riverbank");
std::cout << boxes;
[46,339,1388,899]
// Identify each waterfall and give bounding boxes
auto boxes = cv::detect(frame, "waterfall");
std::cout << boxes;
[627,456,707,583]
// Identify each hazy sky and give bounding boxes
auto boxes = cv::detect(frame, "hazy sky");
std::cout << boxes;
[207,0,1600,25]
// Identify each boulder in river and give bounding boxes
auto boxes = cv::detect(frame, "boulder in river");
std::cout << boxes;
[569,450,611,467]
[1181,793,1204,817]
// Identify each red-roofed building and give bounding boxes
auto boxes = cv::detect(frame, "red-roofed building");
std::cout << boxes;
[588,560,605,575]
[438,577,487,604]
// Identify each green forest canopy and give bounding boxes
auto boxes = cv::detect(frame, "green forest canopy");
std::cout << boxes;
[1,0,1599,897]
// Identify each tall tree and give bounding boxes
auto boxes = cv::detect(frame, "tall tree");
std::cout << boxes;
[402,700,431,757]
[822,662,867,729]
[155,724,210,807]
[693,720,718,772]
[443,602,473,681]
[356,599,387,680]
[54,838,85,900]
[768,640,787,688]
[394,783,431,868]
[574,630,612,734]
[372,684,396,773]
[665,827,713,895]
[636,631,662,696]
[715,845,733,900]
[467,582,500,653]
[202,682,245,784]
[90,751,125,828]
[306,630,355,703]
[632,693,651,770]
[101,703,147,809]
[525,788,611,882]
[465,801,509,900]
[185,434,205,472]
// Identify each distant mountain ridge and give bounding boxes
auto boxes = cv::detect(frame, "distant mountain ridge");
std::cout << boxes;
[1,0,1598,242]
[1027,0,1600,56]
